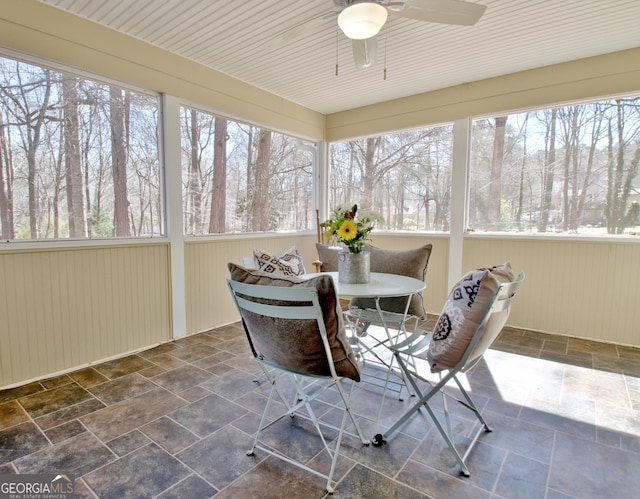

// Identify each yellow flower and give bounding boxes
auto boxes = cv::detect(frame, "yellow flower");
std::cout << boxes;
[324,227,335,239]
[337,220,358,241]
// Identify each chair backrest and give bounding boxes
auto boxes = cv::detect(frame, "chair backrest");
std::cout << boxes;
[462,271,525,370]
[316,242,432,319]
[226,263,360,381]
[426,265,523,373]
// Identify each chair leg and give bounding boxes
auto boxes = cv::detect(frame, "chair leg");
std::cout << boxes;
[248,363,369,493]
[373,354,491,476]
[452,375,492,432]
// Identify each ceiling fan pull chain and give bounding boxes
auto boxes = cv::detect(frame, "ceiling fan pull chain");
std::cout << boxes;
[335,30,339,76]
[383,28,387,81]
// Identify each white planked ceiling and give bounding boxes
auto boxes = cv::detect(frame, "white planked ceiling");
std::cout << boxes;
[37,0,640,114]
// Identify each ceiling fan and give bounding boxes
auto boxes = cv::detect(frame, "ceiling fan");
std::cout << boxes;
[266,0,487,69]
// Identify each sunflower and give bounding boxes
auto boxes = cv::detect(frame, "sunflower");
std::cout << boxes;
[337,220,358,241]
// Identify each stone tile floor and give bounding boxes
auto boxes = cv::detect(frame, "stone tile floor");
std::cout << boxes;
[1,320,639,498]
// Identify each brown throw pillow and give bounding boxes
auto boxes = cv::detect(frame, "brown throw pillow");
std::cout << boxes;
[315,243,342,272]
[426,268,500,372]
[349,243,432,319]
[228,262,360,381]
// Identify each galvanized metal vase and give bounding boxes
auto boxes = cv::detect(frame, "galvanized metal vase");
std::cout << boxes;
[338,251,370,284]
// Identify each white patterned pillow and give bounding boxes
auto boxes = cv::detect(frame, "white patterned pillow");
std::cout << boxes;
[253,246,306,276]
[427,268,500,372]
[466,261,515,365]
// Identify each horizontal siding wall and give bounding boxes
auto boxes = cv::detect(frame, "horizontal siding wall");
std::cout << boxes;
[184,234,318,335]
[0,244,171,387]
[184,233,450,336]
[4,234,637,389]
[463,236,640,346]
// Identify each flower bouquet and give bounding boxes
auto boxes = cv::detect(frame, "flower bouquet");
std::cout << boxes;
[322,204,382,254]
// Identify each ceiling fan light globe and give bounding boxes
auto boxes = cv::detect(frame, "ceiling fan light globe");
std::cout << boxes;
[338,2,388,40]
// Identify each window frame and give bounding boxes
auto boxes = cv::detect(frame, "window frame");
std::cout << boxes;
[466,91,640,240]
[327,121,456,234]
[178,101,319,237]
[0,48,165,250]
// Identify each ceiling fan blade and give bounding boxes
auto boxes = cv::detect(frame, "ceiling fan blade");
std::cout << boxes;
[392,0,487,26]
[352,37,377,69]
[265,11,338,49]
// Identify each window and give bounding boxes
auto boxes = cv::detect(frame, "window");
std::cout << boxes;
[180,106,315,234]
[330,124,454,231]
[0,54,162,241]
[469,97,640,235]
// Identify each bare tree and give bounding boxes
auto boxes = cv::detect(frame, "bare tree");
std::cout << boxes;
[110,87,130,237]
[0,113,14,239]
[555,105,604,231]
[0,56,160,240]
[62,75,87,237]
[487,116,507,229]
[361,137,380,211]
[515,116,528,230]
[209,117,227,233]
[187,109,203,232]
[1,66,54,238]
[605,99,640,234]
[249,129,271,231]
[331,129,448,230]
[538,108,557,232]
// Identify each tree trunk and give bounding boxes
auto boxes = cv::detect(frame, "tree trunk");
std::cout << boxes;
[209,117,227,233]
[250,130,271,231]
[188,109,202,233]
[576,105,602,227]
[561,122,572,231]
[245,127,254,230]
[24,70,53,239]
[515,116,528,230]
[606,99,640,234]
[0,116,13,239]
[362,137,379,211]
[62,76,87,237]
[487,116,507,229]
[539,109,557,232]
[53,129,63,238]
[110,87,130,237]
[395,171,405,230]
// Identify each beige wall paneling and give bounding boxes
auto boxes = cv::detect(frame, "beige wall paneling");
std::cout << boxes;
[463,236,640,346]
[0,244,171,387]
[184,234,319,335]
[184,233,449,335]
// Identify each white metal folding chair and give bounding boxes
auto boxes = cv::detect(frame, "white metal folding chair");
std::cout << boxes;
[227,276,370,494]
[372,270,524,477]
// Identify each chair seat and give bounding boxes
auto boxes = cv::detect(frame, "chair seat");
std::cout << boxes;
[344,307,415,329]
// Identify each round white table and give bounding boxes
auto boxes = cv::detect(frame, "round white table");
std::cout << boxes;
[320,271,425,299]
[309,271,425,403]
[305,270,425,337]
